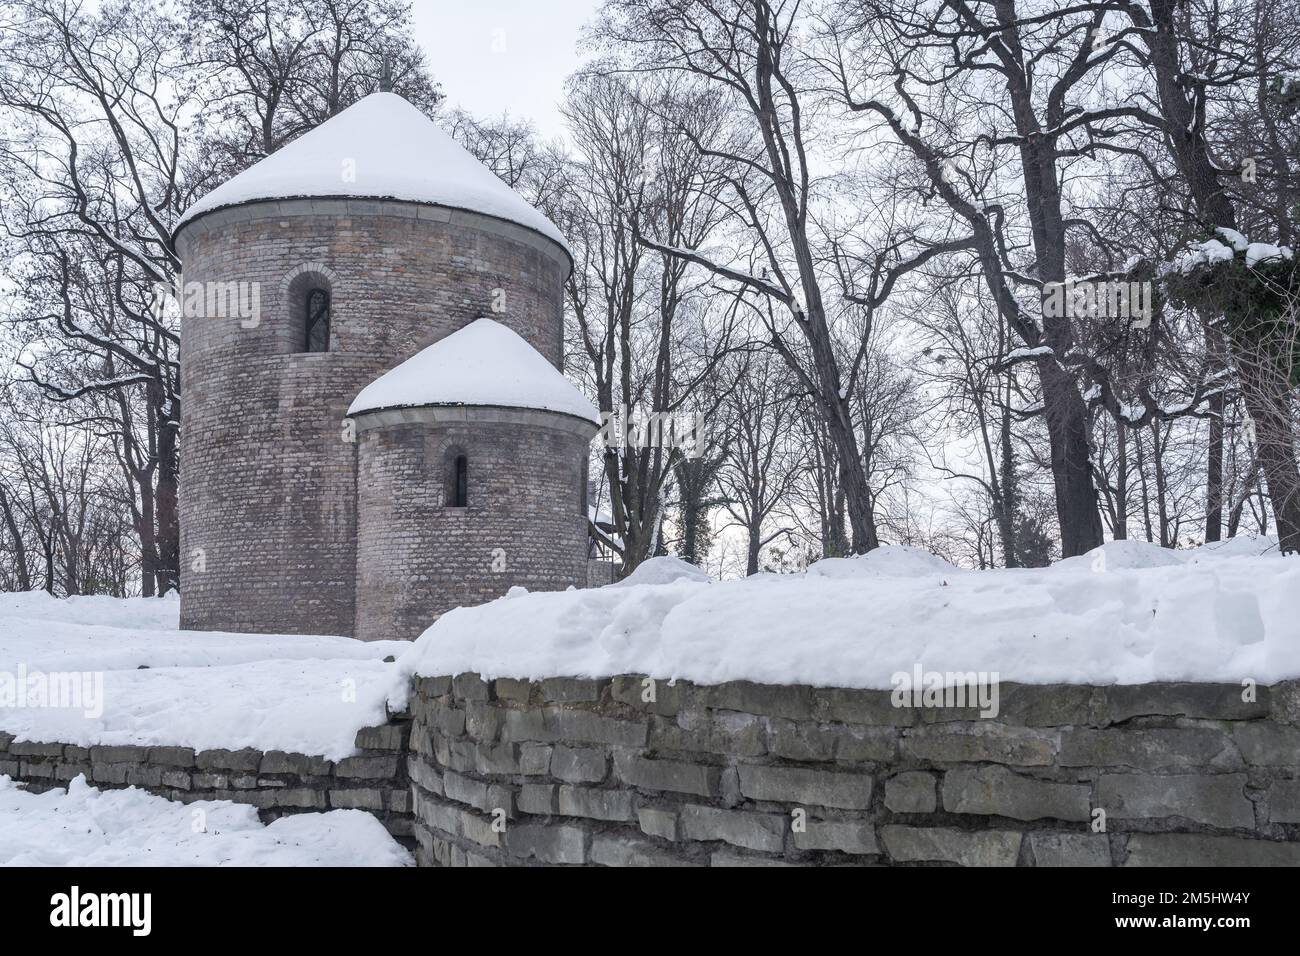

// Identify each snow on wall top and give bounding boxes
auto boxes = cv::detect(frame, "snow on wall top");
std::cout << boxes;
[175,92,568,253]
[347,317,601,424]
[397,539,1300,689]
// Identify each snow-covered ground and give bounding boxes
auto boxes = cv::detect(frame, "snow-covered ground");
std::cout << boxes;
[0,591,409,759]
[399,535,1300,689]
[0,775,411,866]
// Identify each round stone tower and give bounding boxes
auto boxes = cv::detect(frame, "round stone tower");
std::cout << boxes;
[348,318,598,641]
[174,92,584,638]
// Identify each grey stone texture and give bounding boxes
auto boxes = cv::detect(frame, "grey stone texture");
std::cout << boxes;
[0,718,412,840]
[176,195,586,639]
[405,673,1300,867]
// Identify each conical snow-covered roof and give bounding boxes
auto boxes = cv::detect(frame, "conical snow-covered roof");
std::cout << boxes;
[176,92,567,252]
[348,318,600,425]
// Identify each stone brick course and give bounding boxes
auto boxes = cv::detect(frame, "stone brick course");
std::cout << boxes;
[406,673,1300,866]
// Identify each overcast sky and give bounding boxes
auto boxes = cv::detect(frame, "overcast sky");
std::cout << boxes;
[411,0,601,140]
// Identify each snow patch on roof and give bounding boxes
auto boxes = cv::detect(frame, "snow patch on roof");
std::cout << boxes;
[347,318,601,424]
[176,92,567,253]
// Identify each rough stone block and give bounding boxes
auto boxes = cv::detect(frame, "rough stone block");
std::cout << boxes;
[1124,833,1300,866]
[407,758,443,797]
[149,747,196,768]
[702,681,812,720]
[334,755,399,779]
[1267,779,1300,824]
[880,826,1022,867]
[884,771,937,813]
[1231,723,1300,767]
[1096,683,1267,724]
[550,710,647,747]
[10,742,65,758]
[473,741,520,775]
[590,834,688,866]
[126,766,165,788]
[550,745,608,783]
[195,748,261,772]
[638,807,678,841]
[518,783,557,815]
[464,702,503,742]
[900,723,1057,766]
[680,804,786,853]
[943,765,1091,822]
[540,677,603,702]
[504,824,586,864]
[161,770,191,790]
[90,763,129,785]
[1060,728,1242,772]
[611,675,683,716]
[354,723,409,752]
[1096,773,1254,829]
[737,764,872,810]
[994,683,1099,726]
[452,672,490,701]
[614,752,719,797]
[811,687,916,726]
[1029,832,1111,867]
[493,678,532,703]
[651,709,765,757]
[557,785,634,821]
[330,788,385,810]
[273,788,328,809]
[792,820,879,855]
[519,743,553,776]
[443,771,490,810]
[193,772,228,789]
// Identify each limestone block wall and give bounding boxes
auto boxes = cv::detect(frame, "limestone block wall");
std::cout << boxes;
[0,717,414,841]
[406,673,1300,866]
[176,198,569,637]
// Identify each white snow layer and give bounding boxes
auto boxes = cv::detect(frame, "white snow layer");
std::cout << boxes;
[397,541,1300,689]
[347,317,601,423]
[0,775,412,866]
[0,591,409,759]
[176,92,568,252]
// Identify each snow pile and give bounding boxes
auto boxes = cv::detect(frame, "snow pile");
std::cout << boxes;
[1168,227,1294,275]
[612,555,712,587]
[177,92,568,252]
[0,776,411,866]
[348,318,600,423]
[0,596,409,759]
[397,536,1300,688]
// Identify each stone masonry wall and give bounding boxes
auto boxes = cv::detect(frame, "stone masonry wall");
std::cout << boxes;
[407,673,1300,866]
[0,716,414,841]
[353,408,595,642]
[177,198,568,637]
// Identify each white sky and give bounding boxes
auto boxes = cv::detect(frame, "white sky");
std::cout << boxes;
[411,0,601,140]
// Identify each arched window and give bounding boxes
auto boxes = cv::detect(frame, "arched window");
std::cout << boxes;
[305,287,330,352]
[445,448,468,507]
[284,268,334,353]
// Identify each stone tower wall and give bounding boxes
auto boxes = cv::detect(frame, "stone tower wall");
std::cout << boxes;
[177,198,569,636]
[353,407,595,642]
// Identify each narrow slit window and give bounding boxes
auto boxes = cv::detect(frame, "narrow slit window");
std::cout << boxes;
[451,454,468,507]
[305,288,330,352]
